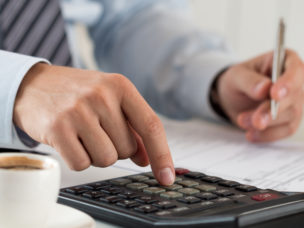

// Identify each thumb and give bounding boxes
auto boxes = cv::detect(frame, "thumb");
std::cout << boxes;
[233,67,272,100]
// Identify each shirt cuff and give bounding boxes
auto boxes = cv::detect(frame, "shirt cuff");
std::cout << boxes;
[0,51,50,149]
[177,50,236,122]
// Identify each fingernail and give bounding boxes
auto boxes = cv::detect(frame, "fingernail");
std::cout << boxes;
[159,168,174,185]
[278,87,287,99]
[260,114,270,129]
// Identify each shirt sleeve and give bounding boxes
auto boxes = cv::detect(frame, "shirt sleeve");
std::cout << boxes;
[89,0,236,121]
[0,50,49,149]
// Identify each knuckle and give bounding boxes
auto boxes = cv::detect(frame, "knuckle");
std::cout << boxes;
[46,115,65,133]
[69,158,91,171]
[112,73,130,86]
[43,118,68,147]
[111,74,133,92]
[155,152,169,163]
[144,115,163,136]
[94,152,117,167]
[83,85,104,102]
[118,141,137,159]
[69,99,86,115]
[56,100,87,125]
[82,85,114,111]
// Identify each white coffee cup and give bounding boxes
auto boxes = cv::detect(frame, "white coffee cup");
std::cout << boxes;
[0,152,60,228]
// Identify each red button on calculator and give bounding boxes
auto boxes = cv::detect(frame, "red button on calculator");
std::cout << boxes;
[175,168,190,175]
[251,193,279,201]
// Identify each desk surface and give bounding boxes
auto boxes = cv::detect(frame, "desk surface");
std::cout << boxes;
[37,118,304,228]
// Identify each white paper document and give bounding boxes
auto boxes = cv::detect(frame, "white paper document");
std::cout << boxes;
[114,117,304,192]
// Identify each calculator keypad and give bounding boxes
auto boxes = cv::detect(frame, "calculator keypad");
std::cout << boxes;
[61,168,285,218]
[160,191,183,199]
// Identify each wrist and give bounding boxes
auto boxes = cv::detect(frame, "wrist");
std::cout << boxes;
[209,67,231,122]
[13,62,49,129]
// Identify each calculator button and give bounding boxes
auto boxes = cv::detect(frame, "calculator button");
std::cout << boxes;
[175,168,190,175]
[134,205,158,213]
[82,191,106,199]
[128,175,149,182]
[195,192,218,200]
[86,182,111,190]
[156,210,172,216]
[213,189,234,197]
[144,172,155,178]
[144,179,159,186]
[118,191,139,199]
[126,182,149,190]
[178,196,201,204]
[83,185,94,190]
[177,180,199,187]
[163,184,183,191]
[110,178,132,186]
[65,187,89,195]
[201,176,222,183]
[236,185,257,192]
[100,196,122,203]
[135,196,158,204]
[153,201,176,209]
[195,184,216,192]
[178,188,200,195]
[218,180,240,187]
[100,189,110,194]
[171,206,190,213]
[184,172,205,179]
[251,193,279,201]
[100,187,122,195]
[116,200,140,208]
[143,187,166,195]
[160,191,183,199]
[174,177,183,182]
[109,187,123,194]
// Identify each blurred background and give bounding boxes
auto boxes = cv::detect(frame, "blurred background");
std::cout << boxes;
[76,0,304,140]
[190,0,304,60]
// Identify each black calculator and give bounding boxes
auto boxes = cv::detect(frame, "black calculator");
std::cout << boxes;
[58,168,304,227]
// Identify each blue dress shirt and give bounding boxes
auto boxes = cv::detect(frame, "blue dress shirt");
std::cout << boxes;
[0,0,234,149]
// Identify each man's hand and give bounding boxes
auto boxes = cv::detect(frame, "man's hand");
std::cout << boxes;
[13,63,175,185]
[217,50,304,142]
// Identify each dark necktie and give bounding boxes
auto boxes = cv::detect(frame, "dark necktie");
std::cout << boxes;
[0,0,72,66]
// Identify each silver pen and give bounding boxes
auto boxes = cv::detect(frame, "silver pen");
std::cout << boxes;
[271,19,286,120]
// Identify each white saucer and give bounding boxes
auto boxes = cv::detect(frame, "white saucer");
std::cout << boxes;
[47,203,95,228]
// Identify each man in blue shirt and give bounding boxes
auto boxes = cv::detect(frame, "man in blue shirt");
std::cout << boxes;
[1,0,304,185]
